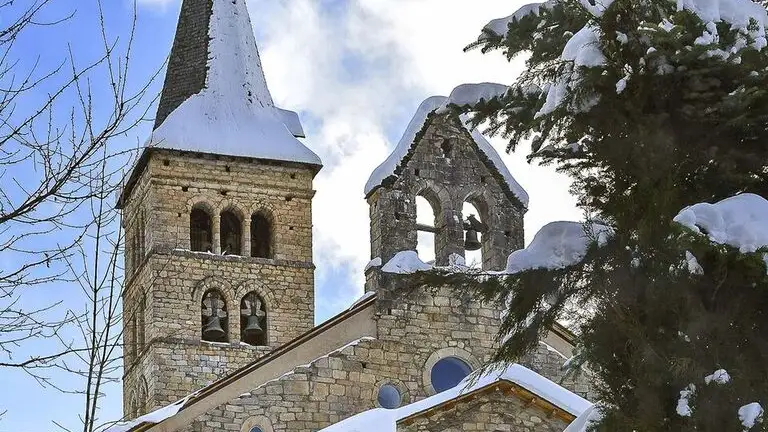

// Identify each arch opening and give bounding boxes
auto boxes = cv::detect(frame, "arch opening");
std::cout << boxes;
[201,289,228,343]
[416,196,437,264]
[220,210,242,255]
[250,213,273,259]
[240,292,267,346]
[462,202,485,268]
[190,207,213,252]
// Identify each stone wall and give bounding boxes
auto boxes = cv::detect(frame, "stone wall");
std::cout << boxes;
[367,112,525,276]
[398,390,569,432]
[121,150,317,415]
[179,281,593,432]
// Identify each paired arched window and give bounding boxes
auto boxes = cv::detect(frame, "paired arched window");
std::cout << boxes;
[201,290,228,343]
[190,208,213,252]
[220,210,242,255]
[240,292,267,346]
[250,213,273,259]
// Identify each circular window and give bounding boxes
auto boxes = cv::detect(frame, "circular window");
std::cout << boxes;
[430,357,472,393]
[377,384,402,409]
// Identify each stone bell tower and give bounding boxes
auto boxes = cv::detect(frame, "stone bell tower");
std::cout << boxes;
[364,96,528,292]
[117,0,321,418]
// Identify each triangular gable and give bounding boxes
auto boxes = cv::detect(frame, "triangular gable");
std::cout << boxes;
[364,96,529,209]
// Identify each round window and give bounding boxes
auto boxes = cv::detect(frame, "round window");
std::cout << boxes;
[377,383,402,409]
[430,357,472,393]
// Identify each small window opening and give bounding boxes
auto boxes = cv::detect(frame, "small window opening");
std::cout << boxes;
[414,168,420,177]
[290,173,296,180]
[182,186,189,192]
[220,210,242,255]
[462,202,486,268]
[250,213,273,258]
[220,190,228,196]
[190,208,213,252]
[416,196,436,264]
[225,165,231,172]
[377,384,402,409]
[285,196,293,202]
[440,139,453,157]
[163,159,170,166]
[240,292,267,346]
[201,290,228,342]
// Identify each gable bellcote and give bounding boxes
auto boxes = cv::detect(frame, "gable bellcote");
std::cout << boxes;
[365,96,528,282]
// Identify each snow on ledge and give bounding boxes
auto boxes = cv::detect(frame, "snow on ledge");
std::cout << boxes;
[363,96,529,207]
[148,0,321,166]
[318,363,591,432]
[381,251,432,274]
[504,221,613,274]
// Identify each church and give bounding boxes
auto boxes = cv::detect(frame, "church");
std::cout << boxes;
[111,0,595,431]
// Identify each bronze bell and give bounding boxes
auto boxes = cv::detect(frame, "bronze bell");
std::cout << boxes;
[202,315,226,340]
[243,315,264,337]
[464,229,482,251]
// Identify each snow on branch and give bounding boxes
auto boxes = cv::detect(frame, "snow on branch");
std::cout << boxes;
[674,193,768,253]
[504,221,613,274]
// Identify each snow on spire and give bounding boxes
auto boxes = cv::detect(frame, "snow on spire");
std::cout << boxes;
[149,0,321,166]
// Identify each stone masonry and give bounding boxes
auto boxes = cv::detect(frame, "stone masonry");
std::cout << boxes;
[177,272,593,432]
[120,149,318,416]
[399,390,569,432]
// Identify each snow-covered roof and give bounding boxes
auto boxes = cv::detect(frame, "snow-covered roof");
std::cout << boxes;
[318,363,591,432]
[363,96,529,207]
[105,392,198,432]
[148,0,321,166]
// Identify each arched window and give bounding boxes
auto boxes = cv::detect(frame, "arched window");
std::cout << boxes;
[201,290,228,342]
[220,210,242,255]
[127,390,137,418]
[430,357,473,393]
[250,213,273,258]
[137,295,146,350]
[137,378,148,415]
[416,196,437,264]
[129,314,137,361]
[240,292,267,346]
[462,202,485,268]
[190,208,213,252]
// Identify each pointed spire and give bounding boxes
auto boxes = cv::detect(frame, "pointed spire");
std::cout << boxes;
[151,0,320,166]
[155,0,213,129]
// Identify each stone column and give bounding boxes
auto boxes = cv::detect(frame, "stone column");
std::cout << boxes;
[212,213,221,254]
[242,216,251,258]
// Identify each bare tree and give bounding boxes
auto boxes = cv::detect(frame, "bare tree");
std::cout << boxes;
[0,0,162,422]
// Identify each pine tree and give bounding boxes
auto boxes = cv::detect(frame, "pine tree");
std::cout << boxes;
[429,0,768,430]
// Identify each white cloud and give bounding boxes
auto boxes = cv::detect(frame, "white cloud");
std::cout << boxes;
[245,0,580,320]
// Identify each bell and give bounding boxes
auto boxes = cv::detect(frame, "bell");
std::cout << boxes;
[243,315,264,337]
[202,315,226,340]
[464,229,482,251]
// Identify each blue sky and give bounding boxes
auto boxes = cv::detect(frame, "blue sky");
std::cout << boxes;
[0,0,581,430]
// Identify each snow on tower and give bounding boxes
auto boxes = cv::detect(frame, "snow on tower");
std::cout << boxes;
[150,0,320,166]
